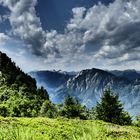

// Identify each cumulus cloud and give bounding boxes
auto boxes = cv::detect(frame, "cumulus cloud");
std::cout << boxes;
[0,0,140,71]
[65,0,140,69]
[67,0,140,61]
[0,0,60,57]
[57,0,140,69]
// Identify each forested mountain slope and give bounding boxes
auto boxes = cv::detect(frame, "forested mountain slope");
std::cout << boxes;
[0,51,49,117]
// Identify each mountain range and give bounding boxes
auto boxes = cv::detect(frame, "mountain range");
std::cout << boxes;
[29,68,140,117]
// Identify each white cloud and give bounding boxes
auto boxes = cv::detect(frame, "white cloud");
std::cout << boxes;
[0,0,140,71]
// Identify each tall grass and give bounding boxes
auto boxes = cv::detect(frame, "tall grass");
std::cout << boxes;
[0,118,139,140]
[73,121,140,140]
[0,125,46,140]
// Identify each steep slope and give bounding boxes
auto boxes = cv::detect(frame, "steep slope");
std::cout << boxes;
[0,51,49,117]
[29,70,75,102]
[56,68,140,116]
[0,52,37,91]
[29,70,74,89]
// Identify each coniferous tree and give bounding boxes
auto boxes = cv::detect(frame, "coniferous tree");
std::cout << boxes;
[40,100,57,118]
[95,89,132,125]
[60,95,87,119]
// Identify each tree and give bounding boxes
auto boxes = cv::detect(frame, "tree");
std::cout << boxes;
[40,100,57,118]
[37,87,49,100]
[95,89,132,125]
[60,95,87,119]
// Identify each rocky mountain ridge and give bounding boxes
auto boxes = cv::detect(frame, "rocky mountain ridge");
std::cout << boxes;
[30,68,140,116]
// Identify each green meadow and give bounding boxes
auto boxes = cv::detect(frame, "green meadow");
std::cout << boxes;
[0,117,139,140]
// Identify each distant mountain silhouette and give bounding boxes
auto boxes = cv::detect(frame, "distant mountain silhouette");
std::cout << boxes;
[110,69,140,80]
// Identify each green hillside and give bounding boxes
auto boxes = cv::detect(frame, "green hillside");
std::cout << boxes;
[0,51,49,117]
[0,117,139,140]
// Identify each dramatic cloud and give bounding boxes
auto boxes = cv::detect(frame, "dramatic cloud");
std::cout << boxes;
[0,0,60,57]
[67,0,140,62]
[0,0,140,71]
[45,0,140,69]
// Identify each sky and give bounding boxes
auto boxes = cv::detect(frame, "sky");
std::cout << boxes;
[0,0,140,72]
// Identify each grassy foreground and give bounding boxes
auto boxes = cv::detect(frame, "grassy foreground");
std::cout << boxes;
[0,117,139,140]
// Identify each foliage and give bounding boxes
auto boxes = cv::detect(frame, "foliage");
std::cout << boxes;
[0,104,9,117]
[40,100,58,118]
[134,115,140,127]
[95,89,132,125]
[0,52,49,117]
[59,95,87,119]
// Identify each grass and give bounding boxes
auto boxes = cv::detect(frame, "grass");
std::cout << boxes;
[0,117,139,140]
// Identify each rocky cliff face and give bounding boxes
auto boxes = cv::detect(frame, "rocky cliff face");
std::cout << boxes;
[29,68,140,116]
[29,70,75,102]
[56,68,140,116]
